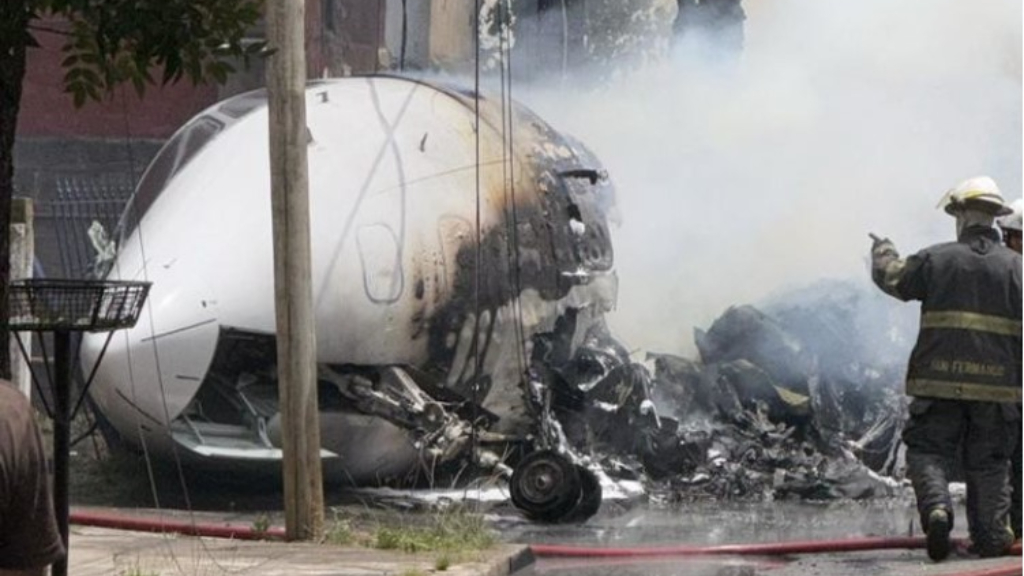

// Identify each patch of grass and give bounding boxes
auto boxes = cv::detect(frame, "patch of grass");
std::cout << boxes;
[70,447,153,506]
[251,512,271,535]
[325,509,355,545]
[373,508,496,555]
[434,553,452,571]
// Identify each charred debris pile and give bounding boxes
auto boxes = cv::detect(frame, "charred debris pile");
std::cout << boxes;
[537,280,914,504]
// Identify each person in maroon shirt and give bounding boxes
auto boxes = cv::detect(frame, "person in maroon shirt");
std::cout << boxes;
[0,381,64,575]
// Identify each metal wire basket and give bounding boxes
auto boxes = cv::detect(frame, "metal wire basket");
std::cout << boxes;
[8,279,151,332]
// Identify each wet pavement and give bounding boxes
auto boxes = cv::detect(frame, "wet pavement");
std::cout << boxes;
[500,499,1022,576]
[521,552,1022,576]
[502,499,922,547]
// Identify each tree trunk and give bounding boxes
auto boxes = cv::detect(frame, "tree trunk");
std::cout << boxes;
[0,0,30,380]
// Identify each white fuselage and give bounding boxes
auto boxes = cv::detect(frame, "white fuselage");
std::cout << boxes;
[82,76,617,483]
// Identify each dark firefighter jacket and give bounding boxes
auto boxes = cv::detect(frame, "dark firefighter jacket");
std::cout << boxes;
[872,225,1022,403]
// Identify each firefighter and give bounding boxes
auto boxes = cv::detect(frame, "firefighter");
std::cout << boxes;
[997,198,1022,254]
[996,197,1023,542]
[870,175,1022,561]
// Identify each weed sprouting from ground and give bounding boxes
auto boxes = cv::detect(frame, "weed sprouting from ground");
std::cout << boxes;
[373,507,496,555]
[325,508,357,545]
[251,513,270,535]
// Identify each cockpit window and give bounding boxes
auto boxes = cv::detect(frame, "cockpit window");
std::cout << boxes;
[217,90,267,119]
[118,115,225,238]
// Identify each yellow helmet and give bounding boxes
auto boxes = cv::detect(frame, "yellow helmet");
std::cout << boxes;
[937,175,1013,216]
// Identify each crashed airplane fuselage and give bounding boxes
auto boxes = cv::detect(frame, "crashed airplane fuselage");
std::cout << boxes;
[82,76,618,489]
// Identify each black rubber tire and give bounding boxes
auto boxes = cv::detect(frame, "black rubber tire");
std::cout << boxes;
[510,450,582,522]
[562,465,602,523]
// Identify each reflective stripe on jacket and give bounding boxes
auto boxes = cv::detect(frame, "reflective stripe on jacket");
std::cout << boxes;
[871,226,1022,402]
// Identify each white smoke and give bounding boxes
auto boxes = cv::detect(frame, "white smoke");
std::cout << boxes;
[519,0,1022,356]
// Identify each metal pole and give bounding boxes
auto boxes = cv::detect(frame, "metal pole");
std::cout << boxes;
[9,198,33,398]
[265,0,325,541]
[51,330,71,576]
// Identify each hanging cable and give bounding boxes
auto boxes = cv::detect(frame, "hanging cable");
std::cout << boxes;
[501,0,530,378]
[115,86,240,574]
[115,87,190,575]
[469,0,483,475]
[560,0,569,83]
[399,0,408,71]
[496,2,526,381]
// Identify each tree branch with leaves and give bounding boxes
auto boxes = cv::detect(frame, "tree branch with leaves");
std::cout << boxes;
[0,0,264,379]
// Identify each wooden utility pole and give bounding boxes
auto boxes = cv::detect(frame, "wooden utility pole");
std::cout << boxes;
[265,0,325,541]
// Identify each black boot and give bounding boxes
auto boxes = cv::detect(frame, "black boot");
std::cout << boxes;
[976,525,1015,558]
[926,507,951,561]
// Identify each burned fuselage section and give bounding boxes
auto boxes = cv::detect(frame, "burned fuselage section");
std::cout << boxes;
[82,76,620,500]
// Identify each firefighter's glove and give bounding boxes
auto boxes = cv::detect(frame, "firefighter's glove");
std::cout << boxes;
[869,233,898,259]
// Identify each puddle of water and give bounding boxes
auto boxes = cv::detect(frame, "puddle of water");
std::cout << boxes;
[499,498,969,547]
[527,555,779,576]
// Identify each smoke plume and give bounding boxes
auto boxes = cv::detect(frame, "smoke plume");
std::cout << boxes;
[519,0,1022,356]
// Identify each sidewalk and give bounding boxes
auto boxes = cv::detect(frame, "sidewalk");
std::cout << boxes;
[69,524,533,576]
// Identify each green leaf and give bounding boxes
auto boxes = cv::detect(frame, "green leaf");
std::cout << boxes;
[47,0,263,103]
[84,82,100,102]
[72,86,86,108]
[78,66,101,86]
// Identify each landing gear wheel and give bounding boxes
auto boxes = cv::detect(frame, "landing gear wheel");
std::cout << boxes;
[563,465,602,523]
[510,450,581,522]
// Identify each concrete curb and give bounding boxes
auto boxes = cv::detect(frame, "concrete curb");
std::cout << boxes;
[481,545,535,576]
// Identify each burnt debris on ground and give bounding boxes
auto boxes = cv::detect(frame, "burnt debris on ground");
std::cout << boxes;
[533,279,915,506]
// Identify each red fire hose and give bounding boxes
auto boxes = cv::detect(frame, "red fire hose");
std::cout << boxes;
[70,509,286,541]
[70,509,1022,575]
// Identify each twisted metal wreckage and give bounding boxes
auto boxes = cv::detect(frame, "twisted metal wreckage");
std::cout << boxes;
[80,76,908,524]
